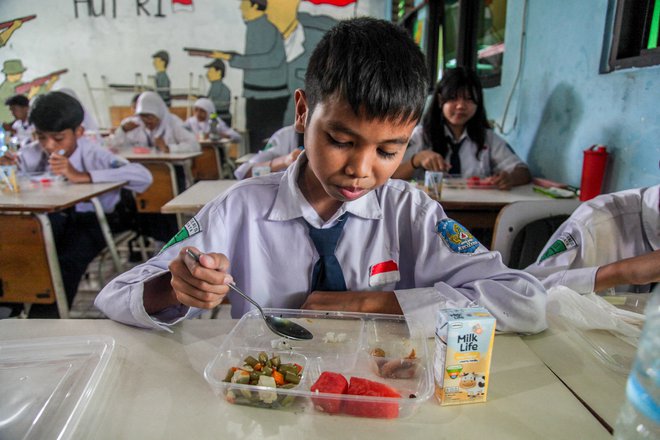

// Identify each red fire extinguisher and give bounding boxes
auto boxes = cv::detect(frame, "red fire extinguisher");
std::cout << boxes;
[579,145,609,201]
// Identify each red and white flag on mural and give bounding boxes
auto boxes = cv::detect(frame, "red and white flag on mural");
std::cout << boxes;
[172,0,194,13]
[304,0,357,6]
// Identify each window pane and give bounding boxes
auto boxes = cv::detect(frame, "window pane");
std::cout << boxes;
[476,0,507,87]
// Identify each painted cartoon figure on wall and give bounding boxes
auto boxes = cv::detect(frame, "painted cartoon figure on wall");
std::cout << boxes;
[152,50,172,107]
[205,0,289,154]
[0,59,63,124]
[204,59,232,127]
[1,15,37,47]
[265,0,338,125]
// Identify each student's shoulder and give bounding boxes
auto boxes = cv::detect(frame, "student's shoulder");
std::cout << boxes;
[380,178,439,215]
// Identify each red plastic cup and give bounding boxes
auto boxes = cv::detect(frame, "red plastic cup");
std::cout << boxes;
[579,145,608,201]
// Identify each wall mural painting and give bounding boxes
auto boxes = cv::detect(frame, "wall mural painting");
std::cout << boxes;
[0,14,65,124]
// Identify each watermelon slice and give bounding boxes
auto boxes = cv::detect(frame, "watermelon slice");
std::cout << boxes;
[343,377,401,419]
[310,372,349,414]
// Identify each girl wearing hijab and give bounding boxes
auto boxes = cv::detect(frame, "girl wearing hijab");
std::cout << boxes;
[133,91,200,153]
[184,98,241,142]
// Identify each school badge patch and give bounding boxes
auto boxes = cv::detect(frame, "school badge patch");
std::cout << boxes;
[539,233,577,262]
[159,217,202,254]
[436,219,480,253]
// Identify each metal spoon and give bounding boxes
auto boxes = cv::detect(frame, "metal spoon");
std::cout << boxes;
[185,249,313,340]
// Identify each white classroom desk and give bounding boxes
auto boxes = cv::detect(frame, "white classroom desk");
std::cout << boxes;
[437,182,553,209]
[522,316,636,431]
[161,179,238,214]
[0,319,609,440]
[0,181,125,317]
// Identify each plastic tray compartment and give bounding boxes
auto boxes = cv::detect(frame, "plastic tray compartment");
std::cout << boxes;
[204,309,433,419]
[0,335,115,440]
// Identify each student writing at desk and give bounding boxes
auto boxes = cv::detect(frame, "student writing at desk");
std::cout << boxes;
[234,124,303,179]
[111,91,200,154]
[183,97,240,143]
[525,184,660,294]
[393,68,531,190]
[3,94,33,148]
[0,91,152,317]
[109,93,144,150]
[96,18,546,336]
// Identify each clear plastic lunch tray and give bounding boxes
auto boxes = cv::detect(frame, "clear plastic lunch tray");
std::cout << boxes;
[0,335,115,440]
[204,309,433,419]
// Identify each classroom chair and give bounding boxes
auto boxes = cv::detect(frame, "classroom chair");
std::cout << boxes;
[491,199,581,269]
[192,143,223,180]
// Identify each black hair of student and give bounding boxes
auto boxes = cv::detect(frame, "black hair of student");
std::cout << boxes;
[249,0,267,11]
[422,67,490,159]
[28,91,84,132]
[4,94,29,107]
[305,17,428,124]
[131,93,141,105]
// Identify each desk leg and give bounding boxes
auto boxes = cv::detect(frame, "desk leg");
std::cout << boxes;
[182,160,194,189]
[35,214,69,319]
[91,197,123,273]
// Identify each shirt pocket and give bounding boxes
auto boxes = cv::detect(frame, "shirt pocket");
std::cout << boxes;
[367,253,401,290]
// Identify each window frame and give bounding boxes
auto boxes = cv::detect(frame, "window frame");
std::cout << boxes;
[607,0,660,71]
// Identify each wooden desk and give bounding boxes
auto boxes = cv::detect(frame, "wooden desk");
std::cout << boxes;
[522,316,636,432]
[0,181,125,317]
[121,151,202,189]
[161,180,237,214]
[0,319,610,440]
[197,139,233,180]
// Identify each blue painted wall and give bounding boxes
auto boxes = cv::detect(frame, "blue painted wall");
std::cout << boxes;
[485,0,659,192]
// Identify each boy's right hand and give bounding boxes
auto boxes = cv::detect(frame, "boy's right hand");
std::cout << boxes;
[168,247,233,309]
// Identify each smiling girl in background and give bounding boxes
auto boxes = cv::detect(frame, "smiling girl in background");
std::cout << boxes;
[393,68,531,190]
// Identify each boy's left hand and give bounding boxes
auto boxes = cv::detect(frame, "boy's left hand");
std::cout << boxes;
[302,290,402,315]
[48,152,91,183]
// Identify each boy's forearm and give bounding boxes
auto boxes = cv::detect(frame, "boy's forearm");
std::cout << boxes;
[595,250,660,291]
[143,272,180,314]
[302,291,403,315]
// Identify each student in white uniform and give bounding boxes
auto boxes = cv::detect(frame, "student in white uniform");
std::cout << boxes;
[393,68,531,190]
[0,91,152,317]
[112,91,200,153]
[95,18,546,336]
[234,124,303,179]
[4,94,33,147]
[110,93,145,150]
[525,185,660,294]
[184,98,241,142]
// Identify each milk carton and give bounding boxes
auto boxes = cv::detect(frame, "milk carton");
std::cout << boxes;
[434,307,496,405]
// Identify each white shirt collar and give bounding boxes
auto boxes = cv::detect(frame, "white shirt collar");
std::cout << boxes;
[268,151,383,228]
[443,124,469,143]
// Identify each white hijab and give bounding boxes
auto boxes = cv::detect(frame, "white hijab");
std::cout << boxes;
[136,91,172,139]
[193,98,216,117]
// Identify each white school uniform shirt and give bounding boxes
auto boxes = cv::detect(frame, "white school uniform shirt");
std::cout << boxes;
[525,185,660,294]
[18,137,153,213]
[234,125,300,179]
[404,125,527,180]
[183,116,241,143]
[95,152,547,335]
[11,119,34,147]
[110,116,145,149]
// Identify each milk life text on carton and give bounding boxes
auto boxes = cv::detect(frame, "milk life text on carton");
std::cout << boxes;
[434,307,496,405]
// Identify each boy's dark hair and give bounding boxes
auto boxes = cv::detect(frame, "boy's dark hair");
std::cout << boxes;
[5,94,29,107]
[29,91,84,132]
[305,17,428,123]
[422,67,490,159]
[249,0,267,11]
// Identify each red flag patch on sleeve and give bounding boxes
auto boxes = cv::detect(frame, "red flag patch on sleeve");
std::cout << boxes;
[368,260,400,287]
